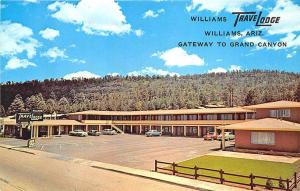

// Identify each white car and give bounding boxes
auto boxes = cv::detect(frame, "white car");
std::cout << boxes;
[217,132,235,141]
[145,130,162,137]
[101,129,117,135]
[69,129,88,137]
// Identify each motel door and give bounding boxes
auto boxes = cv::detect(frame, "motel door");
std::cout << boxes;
[21,128,31,140]
[174,126,184,136]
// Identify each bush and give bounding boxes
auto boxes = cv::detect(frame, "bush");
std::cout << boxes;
[266,178,273,190]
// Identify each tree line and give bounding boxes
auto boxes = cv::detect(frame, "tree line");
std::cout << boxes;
[1,70,300,116]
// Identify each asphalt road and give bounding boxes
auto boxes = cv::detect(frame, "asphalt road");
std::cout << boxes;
[0,147,200,191]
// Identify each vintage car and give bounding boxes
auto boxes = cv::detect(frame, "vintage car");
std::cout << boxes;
[101,129,117,135]
[88,130,101,136]
[145,130,162,137]
[69,129,88,137]
[203,132,217,140]
[217,132,235,141]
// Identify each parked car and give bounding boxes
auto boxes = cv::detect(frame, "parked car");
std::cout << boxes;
[102,129,117,135]
[203,132,217,140]
[69,129,88,137]
[217,132,235,141]
[88,130,101,136]
[145,130,162,137]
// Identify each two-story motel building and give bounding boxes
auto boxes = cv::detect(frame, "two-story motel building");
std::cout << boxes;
[67,107,255,137]
[2,107,255,138]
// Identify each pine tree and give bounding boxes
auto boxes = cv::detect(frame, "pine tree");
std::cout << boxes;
[45,99,57,114]
[58,97,70,113]
[35,93,46,111]
[74,92,87,111]
[69,89,76,103]
[49,91,57,101]
[25,95,37,111]
[296,81,300,101]
[7,94,25,115]
[25,93,46,111]
[244,89,256,106]
[0,105,5,117]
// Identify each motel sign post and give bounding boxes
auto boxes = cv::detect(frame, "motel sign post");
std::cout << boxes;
[16,110,43,141]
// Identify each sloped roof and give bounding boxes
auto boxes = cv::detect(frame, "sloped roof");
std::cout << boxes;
[68,107,254,116]
[217,118,300,131]
[1,119,83,126]
[32,120,83,126]
[0,118,16,125]
[244,101,300,109]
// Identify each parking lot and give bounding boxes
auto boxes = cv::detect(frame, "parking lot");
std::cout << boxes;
[0,134,220,170]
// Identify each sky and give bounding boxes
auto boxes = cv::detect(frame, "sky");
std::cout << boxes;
[0,0,300,82]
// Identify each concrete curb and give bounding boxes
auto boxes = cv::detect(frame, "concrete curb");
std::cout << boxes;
[0,143,35,155]
[0,143,13,149]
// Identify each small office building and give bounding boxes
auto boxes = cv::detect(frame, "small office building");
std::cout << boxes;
[218,118,300,153]
[218,101,300,153]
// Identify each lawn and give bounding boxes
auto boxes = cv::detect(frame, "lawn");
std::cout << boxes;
[171,155,300,186]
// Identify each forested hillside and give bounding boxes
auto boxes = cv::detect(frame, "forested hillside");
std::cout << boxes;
[1,70,300,116]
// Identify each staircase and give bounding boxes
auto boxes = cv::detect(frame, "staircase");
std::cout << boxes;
[111,124,124,134]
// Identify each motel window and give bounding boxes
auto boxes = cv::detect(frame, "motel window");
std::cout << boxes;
[180,115,185,120]
[164,115,172,120]
[141,115,148,120]
[251,132,275,145]
[187,114,197,120]
[207,114,217,120]
[238,114,245,120]
[270,109,291,118]
[132,116,140,120]
[221,114,233,120]
[246,113,255,119]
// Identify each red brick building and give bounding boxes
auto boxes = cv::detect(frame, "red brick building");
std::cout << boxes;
[218,101,300,153]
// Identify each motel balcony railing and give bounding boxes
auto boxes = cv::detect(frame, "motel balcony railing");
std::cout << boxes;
[79,119,253,126]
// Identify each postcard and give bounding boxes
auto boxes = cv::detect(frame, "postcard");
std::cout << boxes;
[0,0,300,191]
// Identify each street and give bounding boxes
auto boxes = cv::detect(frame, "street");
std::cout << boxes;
[0,147,199,191]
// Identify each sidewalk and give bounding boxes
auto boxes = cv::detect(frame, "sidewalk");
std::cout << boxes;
[0,143,247,191]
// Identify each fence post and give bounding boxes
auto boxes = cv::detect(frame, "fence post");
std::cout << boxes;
[194,165,198,180]
[220,169,224,184]
[172,162,176,175]
[286,179,290,191]
[154,160,157,172]
[295,172,297,188]
[250,173,254,190]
